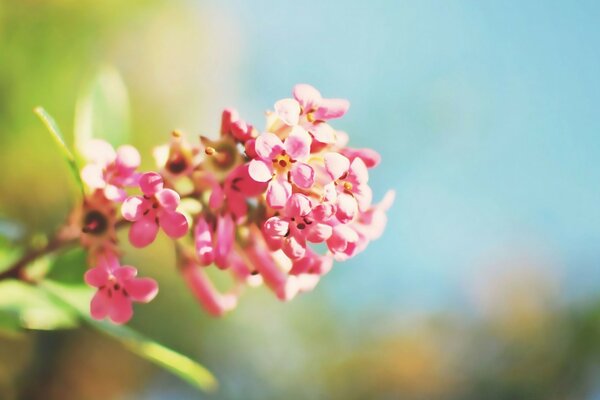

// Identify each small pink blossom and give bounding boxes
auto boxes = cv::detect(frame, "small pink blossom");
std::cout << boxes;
[248,126,315,208]
[84,252,158,324]
[273,84,350,144]
[121,172,189,247]
[263,193,333,259]
[182,262,237,317]
[81,139,141,202]
[323,153,373,223]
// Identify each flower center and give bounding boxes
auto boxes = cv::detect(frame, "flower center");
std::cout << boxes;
[82,210,108,235]
[273,153,293,173]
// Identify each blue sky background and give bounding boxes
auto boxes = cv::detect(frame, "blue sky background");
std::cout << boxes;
[206,0,600,315]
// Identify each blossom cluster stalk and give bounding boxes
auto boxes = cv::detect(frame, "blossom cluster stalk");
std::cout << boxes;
[72,84,394,324]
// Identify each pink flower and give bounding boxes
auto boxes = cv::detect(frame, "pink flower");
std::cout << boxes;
[84,252,158,324]
[121,172,189,247]
[323,153,373,223]
[220,108,255,142]
[193,214,234,269]
[248,126,315,208]
[263,193,333,259]
[274,84,350,144]
[81,139,141,202]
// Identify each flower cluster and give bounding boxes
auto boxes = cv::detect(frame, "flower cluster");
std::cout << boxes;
[74,84,393,324]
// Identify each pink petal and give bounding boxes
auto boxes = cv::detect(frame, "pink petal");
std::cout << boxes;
[82,139,116,165]
[349,157,369,184]
[286,193,312,217]
[159,211,189,239]
[220,108,239,136]
[129,217,159,248]
[108,291,133,324]
[354,184,373,211]
[264,217,289,238]
[113,266,137,281]
[290,162,315,189]
[214,215,234,269]
[90,290,110,320]
[274,98,301,126]
[121,196,146,221]
[244,244,298,301]
[116,145,141,170]
[312,202,335,222]
[97,251,120,272]
[81,164,105,189]
[248,159,273,183]
[293,84,322,111]
[227,193,248,220]
[306,223,333,243]
[84,267,108,288]
[324,152,350,181]
[103,185,126,202]
[323,183,338,203]
[155,188,180,211]
[313,98,350,120]
[125,277,158,303]
[309,122,336,144]
[139,172,164,196]
[342,147,381,168]
[194,216,214,266]
[284,126,311,160]
[336,192,358,223]
[266,178,292,209]
[282,236,306,259]
[254,132,284,160]
[208,183,225,210]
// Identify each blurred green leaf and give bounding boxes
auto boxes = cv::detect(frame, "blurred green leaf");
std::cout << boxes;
[46,247,87,284]
[0,280,79,331]
[42,281,218,392]
[74,66,131,151]
[0,309,23,337]
[33,107,85,198]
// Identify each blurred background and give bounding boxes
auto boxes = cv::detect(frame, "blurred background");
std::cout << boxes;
[1,0,600,399]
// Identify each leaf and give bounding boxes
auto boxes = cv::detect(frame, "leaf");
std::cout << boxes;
[0,280,79,330]
[33,107,85,198]
[74,66,131,151]
[42,281,218,392]
[46,247,87,284]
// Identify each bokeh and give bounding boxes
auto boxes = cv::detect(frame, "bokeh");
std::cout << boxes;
[1,0,600,399]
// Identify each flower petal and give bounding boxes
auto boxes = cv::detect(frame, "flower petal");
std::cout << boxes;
[121,196,146,221]
[81,139,116,165]
[284,126,311,160]
[156,188,180,211]
[348,157,369,184]
[159,211,189,239]
[336,192,358,223]
[309,122,336,144]
[81,164,105,189]
[290,162,314,189]
[264,217,289,238]
[116,145,141,170]
[90,290,110,320]
[313,98,350,120]
[293,84,322,111]
[266,178,292,209]
[139,172,164,196]
[255,132,284,160]
[84,267,108,288]
[286,193,312,217]
[182,266,237,316]
[274,98,301,126]
[248,159,273,183]
[194,216,214,266]
[108,291,133,324]
[306,223,333,243]
[129,217,159,248]
[324,152,350,181]
[113,266,137,281]
[214,215,234,269]
[283,235,306,260]
[125,277,159,303]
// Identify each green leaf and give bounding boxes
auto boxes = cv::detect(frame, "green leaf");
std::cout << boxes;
[74,66,131,151]
[33,107,85,198]
[0,280,79,330]
[46,247,87,284]
[42,281,218,392]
